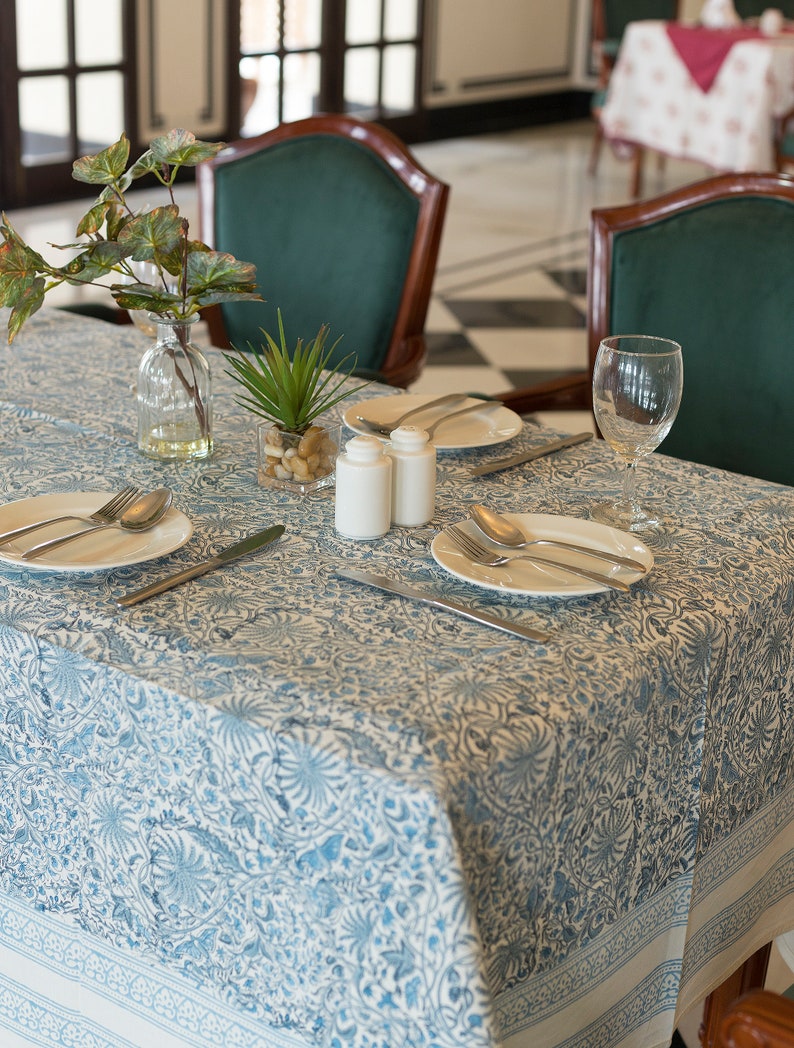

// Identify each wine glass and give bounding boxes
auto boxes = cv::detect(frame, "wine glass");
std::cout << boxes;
[591,334,683,532]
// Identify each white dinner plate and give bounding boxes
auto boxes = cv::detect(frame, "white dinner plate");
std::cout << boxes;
[431,513,653,597]
[343,394,523,449]
[0,491,193,572]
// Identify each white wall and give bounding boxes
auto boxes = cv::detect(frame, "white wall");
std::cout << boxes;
[136,0,227,141]
[425,0,581,106]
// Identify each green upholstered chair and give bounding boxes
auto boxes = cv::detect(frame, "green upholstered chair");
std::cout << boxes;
[734,0,794,17]
[498,172,794,487]
[196,114,449,388]
[588,0,680,194]
[596,0,680,54]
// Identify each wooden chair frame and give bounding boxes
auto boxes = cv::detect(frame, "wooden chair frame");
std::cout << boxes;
[196,114,449,388]
[715,989,794,1048]
[498,170,794,419]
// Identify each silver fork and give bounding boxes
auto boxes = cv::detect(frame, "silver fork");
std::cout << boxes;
[446,524,632,593]
[355,393,467,436]
[0,485,141,547]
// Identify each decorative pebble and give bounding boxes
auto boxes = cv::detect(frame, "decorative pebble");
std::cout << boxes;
[261,425,337,483]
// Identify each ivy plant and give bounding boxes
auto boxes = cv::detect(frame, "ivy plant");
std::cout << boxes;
[0,128,261,342]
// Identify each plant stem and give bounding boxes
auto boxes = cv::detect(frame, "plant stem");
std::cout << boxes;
[169,322,208,436]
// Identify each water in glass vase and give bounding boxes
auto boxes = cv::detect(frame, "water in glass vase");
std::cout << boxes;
[137,315,214,461]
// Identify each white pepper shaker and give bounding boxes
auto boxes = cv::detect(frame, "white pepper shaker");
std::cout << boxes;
[334,434,392,539]
[386,425,436,527]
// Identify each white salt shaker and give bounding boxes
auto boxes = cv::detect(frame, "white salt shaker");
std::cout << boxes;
[386,425,436,527]
[334,434,392,539]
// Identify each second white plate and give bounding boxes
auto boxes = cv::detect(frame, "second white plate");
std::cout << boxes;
[0,491,193,572]
[343,394,523,449]
[431,513,653,596]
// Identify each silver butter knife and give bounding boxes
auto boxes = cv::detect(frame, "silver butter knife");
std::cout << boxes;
[336,568,550,643]
[116,524,285,607]
[470,432,593,476]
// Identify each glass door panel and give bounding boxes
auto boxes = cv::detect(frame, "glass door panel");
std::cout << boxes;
[75,0,123,65]
[19,76,71,166]
[344,48,380,112]
[5,0,130,205]
[382,45,416,114]
[77,72,125,155]
[343,0,420,120]
[346,0,380,44]
[238,0,424,137]
[16,0,68,70]
[384,0,418,40]
[241,0,280,52]
[284,0,322,48]
[241,0,324,135]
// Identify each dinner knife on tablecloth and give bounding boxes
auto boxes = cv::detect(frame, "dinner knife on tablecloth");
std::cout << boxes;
[469,432,593,476]
[336,568,550,642]
[116,524,285,607]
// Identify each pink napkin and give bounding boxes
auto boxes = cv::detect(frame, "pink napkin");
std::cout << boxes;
[666,24,762,92]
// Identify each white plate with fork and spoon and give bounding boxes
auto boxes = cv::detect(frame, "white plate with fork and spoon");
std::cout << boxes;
[431,513,653,596]
[0,491,192,572]
[343,393,523,449]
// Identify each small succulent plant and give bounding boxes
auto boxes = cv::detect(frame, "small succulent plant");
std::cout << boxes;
[224,310,369,435]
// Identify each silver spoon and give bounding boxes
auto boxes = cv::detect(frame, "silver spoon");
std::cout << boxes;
[22,488,173,560]
[469,504,648,573]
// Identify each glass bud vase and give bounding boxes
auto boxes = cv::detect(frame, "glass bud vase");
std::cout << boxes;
[137,314,213,461]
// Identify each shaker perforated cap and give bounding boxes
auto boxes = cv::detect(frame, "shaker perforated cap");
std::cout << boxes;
[344,434,385,460]
[389,425,430,446]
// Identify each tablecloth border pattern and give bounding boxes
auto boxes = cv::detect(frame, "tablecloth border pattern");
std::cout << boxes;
[0,893,306,1048]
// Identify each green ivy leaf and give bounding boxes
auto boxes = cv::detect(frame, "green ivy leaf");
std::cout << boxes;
[0,231,47,306]
[118,205,183,261]
[105,201,131,242]
[61,241,128,284]
[72,133,131,185]
[75,200,111,237]
[127,149,159,180]
[7,278,46,342]
[150,129,225,168]
[186,250,258,294]
[110,283,182,314]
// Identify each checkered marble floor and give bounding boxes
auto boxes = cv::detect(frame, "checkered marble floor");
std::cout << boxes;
[408,120,712,420]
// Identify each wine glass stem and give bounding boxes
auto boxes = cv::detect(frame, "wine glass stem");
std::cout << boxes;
[622,459,638,507]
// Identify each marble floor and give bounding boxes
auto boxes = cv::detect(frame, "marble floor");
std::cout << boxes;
[410,119,710,402]
[5,118,793,1045]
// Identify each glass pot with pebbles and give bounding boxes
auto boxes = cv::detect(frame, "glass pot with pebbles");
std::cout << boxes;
[225,310,369,494]
[258,421,340,494]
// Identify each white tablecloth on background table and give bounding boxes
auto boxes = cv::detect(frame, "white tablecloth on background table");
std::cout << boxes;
[600,20,794,171]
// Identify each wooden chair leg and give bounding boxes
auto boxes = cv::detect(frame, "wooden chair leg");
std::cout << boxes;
[699,943,772,1048]
[630,146,645,198]
[588,121,605,175]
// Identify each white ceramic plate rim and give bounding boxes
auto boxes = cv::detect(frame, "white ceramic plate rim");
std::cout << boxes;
[0,491,193,572]
[431,513,653,596]
[342,394,523,449]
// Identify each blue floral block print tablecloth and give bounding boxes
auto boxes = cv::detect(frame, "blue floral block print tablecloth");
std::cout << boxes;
[0,308,792,1048]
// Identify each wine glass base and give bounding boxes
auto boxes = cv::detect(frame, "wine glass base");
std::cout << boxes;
[590,500,660,532]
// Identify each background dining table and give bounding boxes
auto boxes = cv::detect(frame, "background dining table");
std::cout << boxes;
[0,306,792,1048]
[600,18,794,172]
